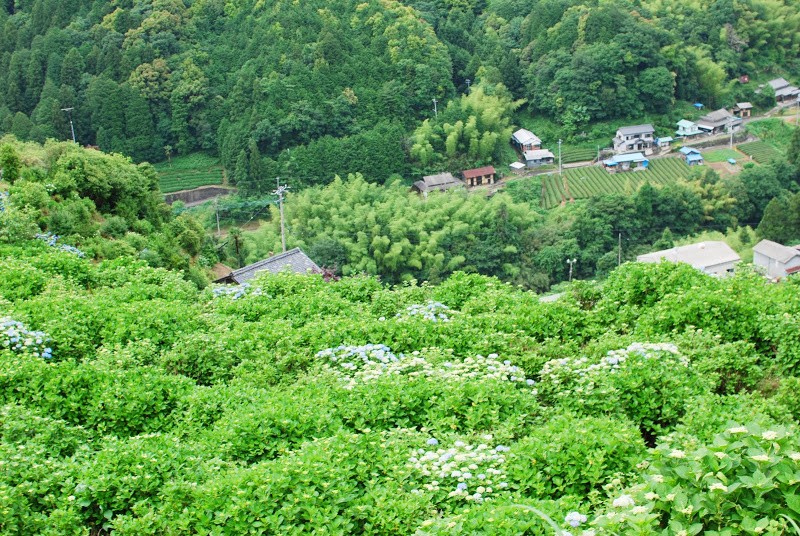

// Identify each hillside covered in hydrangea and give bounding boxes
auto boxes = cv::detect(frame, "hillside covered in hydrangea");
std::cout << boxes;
[2,238,800,534]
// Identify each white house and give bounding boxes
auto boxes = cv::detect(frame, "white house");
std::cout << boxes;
[613,124,655,154]
[753,239,800,278]
[512,129,542,152]
[524,149,555,168]
[637,241,740,276]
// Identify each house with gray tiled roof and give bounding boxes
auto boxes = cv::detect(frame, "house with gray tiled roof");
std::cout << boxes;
[613,124,655,155]
[215,248,322,284]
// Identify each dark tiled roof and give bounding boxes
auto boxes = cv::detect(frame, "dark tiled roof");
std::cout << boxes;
[414,173,464,193]
[217,248,322,284]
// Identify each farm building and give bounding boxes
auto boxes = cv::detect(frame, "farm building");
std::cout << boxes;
[613,124,655,155]
[413,173,465,195]
[767,78,800,103]
[697,108,741,134]
[732,102,753,118]
[637,241,740,276]
[462,166,496,187]
[511,129,542,152]
[215,248,322,284]
[656,137,674,148]
[753,240,800,279]
[676,119,703,138]
[602,152,648,172]
[679,147,704,166]
[524,149,555,168]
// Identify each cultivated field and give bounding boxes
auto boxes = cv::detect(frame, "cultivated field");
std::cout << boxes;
[540,158,693,208]
[155,153,225,193]
[737,141,783,164]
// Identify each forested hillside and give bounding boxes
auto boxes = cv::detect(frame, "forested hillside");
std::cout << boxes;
[2,0,799,191]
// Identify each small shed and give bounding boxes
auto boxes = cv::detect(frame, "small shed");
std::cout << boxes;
[656,136,674,148]
[523,149,555,168]
[413,172,465,194]
[509,161,526,173]
[462,166,497,187]
[511,129,542,152]
[215,248,322,284]
[679,147,704,166]
[732,102,753,118]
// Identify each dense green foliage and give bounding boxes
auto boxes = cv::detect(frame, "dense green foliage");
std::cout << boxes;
[1,247,800,534]
[1,0,799,192]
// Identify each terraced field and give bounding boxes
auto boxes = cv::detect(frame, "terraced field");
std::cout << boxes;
[737,141,783,164]
[155,153,225,193]
[561,147,597,164]
[540,158,693,209]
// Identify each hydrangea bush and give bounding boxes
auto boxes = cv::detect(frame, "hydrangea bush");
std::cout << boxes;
[211,282,264,300]
[396,301,452,322]
[1,317,52,358]
[590,424,800,535]
[315,345,535,390]
[407,437,511,503]
[35,232,85,258]
[537,343,710,436]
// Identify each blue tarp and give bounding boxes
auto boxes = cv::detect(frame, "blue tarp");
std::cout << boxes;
[727,158,737,165]
[693,102,704,109]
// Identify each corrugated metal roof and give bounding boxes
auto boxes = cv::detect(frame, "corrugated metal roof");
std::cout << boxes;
[637,241,740,269]
[612,152,647,163]
[462,166,496,179]
[735,102,753,109]
[679,147,701,155]
[676,119,696,128]
[686,153,704,162]
[753,239,800,264]
[524,149,555,160]
[416,173,464,192]
[512,129,541,146]
[218,248,322,284]
[617,124,655,136]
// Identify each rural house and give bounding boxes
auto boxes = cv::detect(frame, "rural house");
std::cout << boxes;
[767,78,800,103]
[655,136,674,148]
[678,147,704,166]
[637,241,740,276]
[753,240,800,279]
[732,102,753,118]
[511,129,542,152]
[462,166,496,187]
[676,119,702,138]
[413,172,465,194]
[613,124,655,155]
[524,149,555,168]
[697,108,741,135]
[215,248,322,284]
[602,152,648,172]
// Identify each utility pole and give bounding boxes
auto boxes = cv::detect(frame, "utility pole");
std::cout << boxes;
[432,98,438,118]
[61,107,76,143]
[729,117,735,149]
[214,197,221,237]
[273,177,290,253]
[567,258,577,282]
[558,139,563,176]
[465,79,471,93]
[618,232,622,266]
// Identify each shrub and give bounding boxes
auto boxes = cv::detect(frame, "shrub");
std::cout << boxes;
[506,413,647,499]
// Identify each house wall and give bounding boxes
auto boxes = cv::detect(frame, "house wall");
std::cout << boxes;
[702,260,737,276]
[754,251,800,278]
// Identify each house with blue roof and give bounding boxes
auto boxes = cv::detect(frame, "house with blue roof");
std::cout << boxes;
[602,152,649,172]
[679,147,704,166]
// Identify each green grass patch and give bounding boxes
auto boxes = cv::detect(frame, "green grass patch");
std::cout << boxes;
[737,141,783,164]
[703,149,743,163]
[155,153,225,193]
